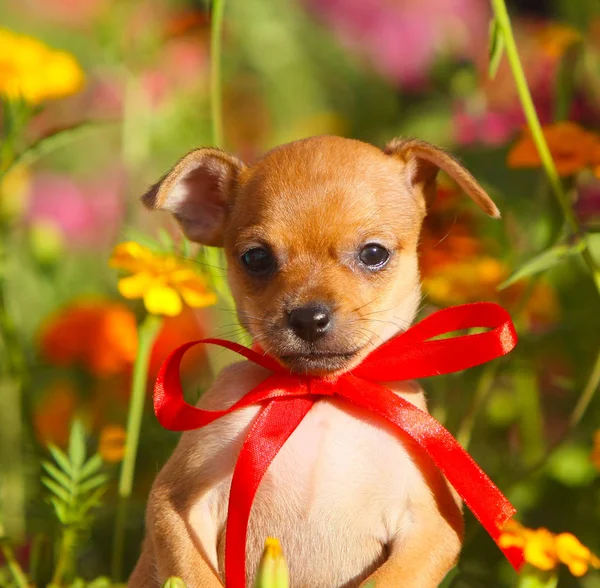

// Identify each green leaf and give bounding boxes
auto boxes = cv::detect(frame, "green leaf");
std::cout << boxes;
[488,18,505,80]
[42,461,73,492]
[42,477,71,503]
[48,444,73,476]
[79,486,107,515]
[78,473,109,494]
[68,420,87,472]
[79,454,103,480]
[498,242,583,290]
[49,497,68,524]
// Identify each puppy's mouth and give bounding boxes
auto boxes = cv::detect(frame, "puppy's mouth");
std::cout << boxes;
[277,348,364,375]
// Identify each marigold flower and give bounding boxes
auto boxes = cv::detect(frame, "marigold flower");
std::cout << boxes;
[498,521,600,577]
[39,299,138,377]
[0,28,84,104]
[109,241,217,317]
[507,122,600,177]
[33,380,77,446]
[422,257,508,305]
[98,425,126,463]
[535,23,582,59]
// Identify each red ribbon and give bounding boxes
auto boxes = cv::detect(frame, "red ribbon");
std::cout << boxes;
[154,302,524,586]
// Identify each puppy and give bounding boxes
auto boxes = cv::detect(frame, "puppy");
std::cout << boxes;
[129,136,499,588]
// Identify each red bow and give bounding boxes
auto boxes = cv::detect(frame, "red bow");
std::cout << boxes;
[154,302,524,586]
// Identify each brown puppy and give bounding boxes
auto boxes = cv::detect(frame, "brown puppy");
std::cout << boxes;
[129,136,499,587]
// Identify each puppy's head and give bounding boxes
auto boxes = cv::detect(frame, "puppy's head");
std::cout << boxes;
[143,136,498,376]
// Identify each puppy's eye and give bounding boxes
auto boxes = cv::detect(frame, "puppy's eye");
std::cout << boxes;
[241,247,276,276]
[358,243,390,269]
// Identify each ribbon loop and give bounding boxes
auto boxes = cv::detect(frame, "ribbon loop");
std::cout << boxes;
[153,302,524,586]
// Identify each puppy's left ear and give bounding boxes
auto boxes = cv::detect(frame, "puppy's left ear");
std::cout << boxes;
[384,138,500,218]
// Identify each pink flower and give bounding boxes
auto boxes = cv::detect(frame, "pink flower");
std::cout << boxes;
[27,172,124,249]
[453,106,523,147]
[302,0,489,89]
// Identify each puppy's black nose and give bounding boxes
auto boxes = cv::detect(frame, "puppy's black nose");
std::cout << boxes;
[288,304,331,342]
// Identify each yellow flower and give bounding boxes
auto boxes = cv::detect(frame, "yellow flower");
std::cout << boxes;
[0,28,84,104]
[498,521,600,577]
[109,241,217,317]
[555,533,600,577]
[98,425,126,463]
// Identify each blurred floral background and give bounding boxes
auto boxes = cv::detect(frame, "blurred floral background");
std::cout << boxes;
[0,0,599,586]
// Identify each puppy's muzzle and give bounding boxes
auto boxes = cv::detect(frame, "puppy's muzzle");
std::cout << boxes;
[287,303,331,342]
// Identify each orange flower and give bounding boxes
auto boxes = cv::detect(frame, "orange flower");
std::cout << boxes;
[592,431,600,471]
[535,23,582,59]
[498,521,600,576]
[33,380,77,446]
[507,122,600,177]
[39,298,138,377]
[98,425,126,463]
[422,257,508,305]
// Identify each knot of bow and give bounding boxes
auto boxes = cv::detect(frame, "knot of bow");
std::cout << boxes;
[154,302,525,587]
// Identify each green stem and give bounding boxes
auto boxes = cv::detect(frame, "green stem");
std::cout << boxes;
[0,525,29,588]
[210,0,226,148]
[456,363,498,449]
[112,314,162,580]
[51,527,78,586]
[568,348,600,429]
[490,0,600,294]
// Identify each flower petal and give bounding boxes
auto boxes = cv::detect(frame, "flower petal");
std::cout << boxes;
[109,241,154,273]
[118,273,155,300]
[523,529,558,571]
[144,285,182,316]
[170,269,217,309]
[555,533,593,577]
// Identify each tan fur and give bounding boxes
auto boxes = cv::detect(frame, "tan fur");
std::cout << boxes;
[132,136,498,587]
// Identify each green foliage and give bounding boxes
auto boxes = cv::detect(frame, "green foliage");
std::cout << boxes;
[41,420,110,586]
[498,241,585,289]
[42,421,108,530]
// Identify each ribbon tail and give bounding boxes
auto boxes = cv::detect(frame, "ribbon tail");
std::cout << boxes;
[338,377,525,571]
[225,397,315,588]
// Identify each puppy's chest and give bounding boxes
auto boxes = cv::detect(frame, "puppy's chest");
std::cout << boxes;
[202,395,427,586]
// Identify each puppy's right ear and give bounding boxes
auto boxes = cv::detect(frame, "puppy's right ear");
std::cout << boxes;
[141,148,245,247]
